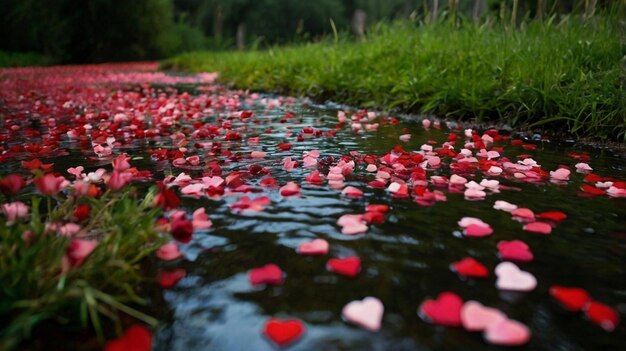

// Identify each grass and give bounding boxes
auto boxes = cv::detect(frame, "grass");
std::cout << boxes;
[0,186,165,350]
[163,15,626,140]
[0,51,55,68]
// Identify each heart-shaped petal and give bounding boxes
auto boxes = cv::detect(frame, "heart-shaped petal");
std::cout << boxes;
[155,242,183,261]
[511,208,535,220]
[342,186,364,197]
[483,319,531,346]
[464,224,493,237]
[461,301,506,331]
[549,286,590,312]
[495,262,536,292]
[327,256,361,278]
[497,240,534,262]
[297,239,329,256]
[279,181,301,196]
[157,269,186,289]
[493,200,517,212]
[451,257,489,278]
[523,221,552,234]
[249,264,284,286]
[584,301,620,332]
[418,292,463,327]
[550,168,571,181]
[342,297,384,331]
[458,217,487,228]
[536,211,567,221]
[263,318,306,347]
[104,325,152,351]
[337,214,368,235]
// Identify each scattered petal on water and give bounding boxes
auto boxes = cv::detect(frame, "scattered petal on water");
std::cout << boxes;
[342,297,384,332]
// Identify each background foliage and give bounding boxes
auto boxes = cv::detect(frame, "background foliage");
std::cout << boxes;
[0,0,619,64]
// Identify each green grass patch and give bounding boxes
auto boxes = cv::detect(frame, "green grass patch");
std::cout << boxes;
[0,186,165,350]
[0,51,55,68]
[163,16,626,140]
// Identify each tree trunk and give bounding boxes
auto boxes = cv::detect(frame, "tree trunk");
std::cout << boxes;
[448,0,457,25]
[511,0,519,27]
[352,9,366,41]
[431,0,439,23]
[236,22,246,50]
[213,6,223,39]
[584,0,597,21]
[472,0,486,23]
[404,0,414,18]
[536,0,545,19]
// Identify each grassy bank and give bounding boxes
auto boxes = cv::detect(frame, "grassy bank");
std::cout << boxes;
[0,52,54,67]
[0,178,164,350]
[164,16,625,140]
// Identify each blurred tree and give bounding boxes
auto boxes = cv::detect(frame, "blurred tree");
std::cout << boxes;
[1,0,178,62]
[62,0,175,62]
[0,0,620,63]
[0,0,70,59]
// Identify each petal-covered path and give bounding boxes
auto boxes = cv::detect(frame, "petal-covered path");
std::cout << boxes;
[0,63,624,350]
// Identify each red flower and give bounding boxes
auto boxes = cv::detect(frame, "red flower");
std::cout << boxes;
[171,218,193,243]
[107,171,133,191]
[0,174,25,196]
[157,269,186,288]
[21,158,54,171]
[34,174,66,196]
[73,204,91,221]
[104,325,152,351]
[154,182,180,210]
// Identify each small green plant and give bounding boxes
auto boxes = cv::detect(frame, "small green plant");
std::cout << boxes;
[0,51,55,67]
[0,183,165,350]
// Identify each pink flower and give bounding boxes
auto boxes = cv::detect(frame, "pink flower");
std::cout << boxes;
[1,201,29,223]
[186,155,201,165]
[106,171,133,190]
[66,239,98,267]
[550,168,571,181]
[112,154,131,172]
[156,242,183,261]
[58,223,81,236]
[67,166,85,179]
[34,174,67,196]
[575,162,593,172]
[192,208,212,230]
